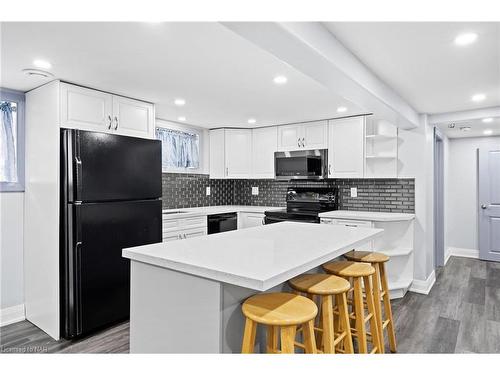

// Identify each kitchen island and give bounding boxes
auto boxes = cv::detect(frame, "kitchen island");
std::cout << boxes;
[122,222,383,353]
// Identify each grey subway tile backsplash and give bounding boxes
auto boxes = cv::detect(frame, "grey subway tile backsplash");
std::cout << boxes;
[162,173,415,213]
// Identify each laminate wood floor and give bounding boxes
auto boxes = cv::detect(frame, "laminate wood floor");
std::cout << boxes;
[1,256,499,354]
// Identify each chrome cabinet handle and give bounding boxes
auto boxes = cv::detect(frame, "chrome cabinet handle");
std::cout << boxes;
[107,115,112,129]
[481,204,488,209]
[226,167,229,176]
[183,233,187,239]
[113,116,119,130]
[297,138,301,147]
[329,164,332,175]
[302,138,305,147]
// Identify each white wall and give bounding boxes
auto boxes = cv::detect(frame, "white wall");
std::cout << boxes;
[446,136,500,254]
[0,192,24,310]
[399,114,435,286]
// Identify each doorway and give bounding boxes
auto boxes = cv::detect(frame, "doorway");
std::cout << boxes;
[434,128,445,267]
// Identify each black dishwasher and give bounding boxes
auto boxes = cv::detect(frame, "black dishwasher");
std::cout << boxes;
[207,212,238,234]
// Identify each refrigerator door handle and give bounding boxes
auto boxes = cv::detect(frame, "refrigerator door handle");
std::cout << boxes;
[75,241,83,336]
[73,131,83,201]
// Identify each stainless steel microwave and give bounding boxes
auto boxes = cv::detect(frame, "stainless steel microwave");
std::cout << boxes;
[274,149,328,180]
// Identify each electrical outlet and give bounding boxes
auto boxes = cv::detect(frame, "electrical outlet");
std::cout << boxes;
[206,186,211,196]
[350,187,358,198]
[252,187,259,196]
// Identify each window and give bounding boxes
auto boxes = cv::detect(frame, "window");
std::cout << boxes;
[156,126,200,172]
[0,89,25,192]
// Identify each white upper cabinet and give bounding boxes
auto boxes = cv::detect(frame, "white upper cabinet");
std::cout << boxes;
[277,121,327,151]
[112,96,154,139]
[209,129,252,179]
[60,83,113,131]
[365,118,398,178]
[328,116,365,178]
[277,124,302,151]
[60,83,155,139]
[225,129,252,178]
[252,126,277,179]
[302,121,328,150]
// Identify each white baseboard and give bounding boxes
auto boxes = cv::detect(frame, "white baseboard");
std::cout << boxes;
[0,304,25,327]
[448,247,479,259]
[409,270,436,295]
[444,248,452,265]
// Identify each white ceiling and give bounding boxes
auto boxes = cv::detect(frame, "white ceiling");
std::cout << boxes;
[324,22,500,114]
[0,22,363,129]
[437,116,500,138]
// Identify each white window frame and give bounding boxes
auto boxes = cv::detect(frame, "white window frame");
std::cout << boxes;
[0,89,25,192]
[156,119,204,174]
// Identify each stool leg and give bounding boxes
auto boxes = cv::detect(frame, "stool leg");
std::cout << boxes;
[353,277,368,353]
[321,295,335,353]
[380,263,397,352]
[372,263,385,354]
[364,275,382,354]
[266,326,278,354]
[337,293,354,354]
[280,326,297,354]
[302,320,317,354]
[241,318,257,353]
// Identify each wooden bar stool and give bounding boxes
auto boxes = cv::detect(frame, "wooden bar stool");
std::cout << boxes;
[344,250,396,353]
[322,261,382,354]
[289,274,354,354]
[241,292,318,354]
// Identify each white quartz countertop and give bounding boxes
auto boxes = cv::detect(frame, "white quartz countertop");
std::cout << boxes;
[319,210,415,222]
[162,205,283,219]
[123,222,383,291]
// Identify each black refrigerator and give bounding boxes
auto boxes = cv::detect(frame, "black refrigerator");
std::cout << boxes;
[60,129,162,339]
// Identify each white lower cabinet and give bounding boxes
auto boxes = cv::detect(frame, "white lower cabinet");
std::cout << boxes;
[320,217,414,299]
[239,212,265,229]
[162,215,207,242]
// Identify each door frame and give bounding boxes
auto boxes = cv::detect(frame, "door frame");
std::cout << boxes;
[433,127,445,268]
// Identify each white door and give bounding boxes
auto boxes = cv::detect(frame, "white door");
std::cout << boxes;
[328,117,365,178]
[277,124,302,151]
[479,147,500,262]
[209,129,226,179]
[225,129,252,178]
[252,127,277,178]
[112,96,154,139]
[302,121,327,150]
[60,83,113,131]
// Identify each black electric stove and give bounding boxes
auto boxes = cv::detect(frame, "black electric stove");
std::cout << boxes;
[264,187,338,224]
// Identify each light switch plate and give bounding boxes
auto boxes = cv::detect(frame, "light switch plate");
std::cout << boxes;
[206,186,211,196]
[252,187,259,196]
[350,187,358,198]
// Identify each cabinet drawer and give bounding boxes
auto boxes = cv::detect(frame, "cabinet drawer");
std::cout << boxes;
[180,216,206,228]
[327,219,373,228]
[162,218,180,231]
[162,230,182,242]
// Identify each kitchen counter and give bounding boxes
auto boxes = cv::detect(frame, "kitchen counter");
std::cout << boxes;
[319,210,415,222]
[123,222,383,353]
[162,205,283,219]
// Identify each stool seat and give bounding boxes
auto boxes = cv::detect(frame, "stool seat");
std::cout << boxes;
[344,250,389,264]
[322,260,375,277]
[289,274,350,295]
[242,292,318,326]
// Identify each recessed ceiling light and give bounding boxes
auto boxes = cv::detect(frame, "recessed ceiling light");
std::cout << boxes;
[247,118,256,124]
[454,32,478,46]
[33,59,52,69]
[337,106,347,113]
[460,126,471,132]
[483,129,493,135]
[471,93,486,102]
[273,75,288,85]
[174,98,186,106]
[482,118,493,123]
[177,116,186,122]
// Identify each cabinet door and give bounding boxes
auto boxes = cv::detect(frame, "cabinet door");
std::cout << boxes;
[252,127,277,178]
[60,83,113,131]
[112,96,154,139]
[183,227,207,239]
[209,129,226,179]
[240,213,265,228]
[163,230,182,242]
[225,129,252,178]
[277,124,302,151]
[302,121,327,150]
[328,117,365,178]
